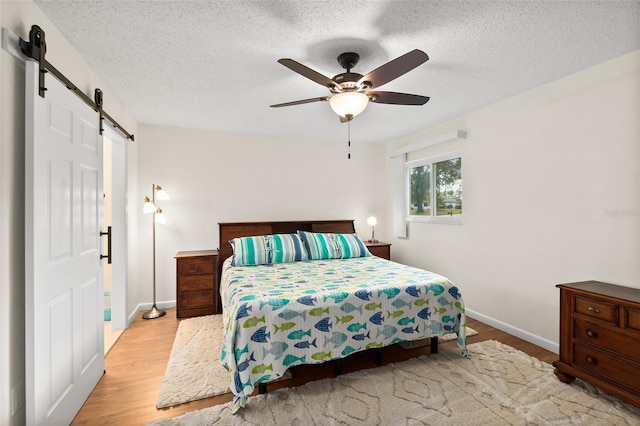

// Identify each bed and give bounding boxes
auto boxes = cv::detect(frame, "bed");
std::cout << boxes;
[217,220,468,412]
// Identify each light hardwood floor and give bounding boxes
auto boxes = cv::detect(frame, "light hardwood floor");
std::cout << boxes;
[72,308,558,425]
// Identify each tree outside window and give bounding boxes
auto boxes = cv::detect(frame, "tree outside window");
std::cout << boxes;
[407,155,462,220]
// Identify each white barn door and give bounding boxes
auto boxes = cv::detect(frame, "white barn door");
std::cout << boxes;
[25,60,105,425]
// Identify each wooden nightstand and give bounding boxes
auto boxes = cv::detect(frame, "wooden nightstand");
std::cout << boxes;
[365,241,391,260]
[175,250,219,318]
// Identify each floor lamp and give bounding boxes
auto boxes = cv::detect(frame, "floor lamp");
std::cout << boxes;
[142,184,169,319]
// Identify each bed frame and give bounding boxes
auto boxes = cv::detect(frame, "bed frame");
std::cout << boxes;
[217,219,438,395]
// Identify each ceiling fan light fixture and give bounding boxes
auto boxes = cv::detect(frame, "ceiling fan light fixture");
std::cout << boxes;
[329,91,369,119]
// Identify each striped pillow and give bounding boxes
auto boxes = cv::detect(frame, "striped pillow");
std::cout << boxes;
[298,231,370,260]
[230,233,308,266]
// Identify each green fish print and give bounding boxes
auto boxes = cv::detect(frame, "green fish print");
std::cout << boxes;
[366,341,384,349]
[274,322,296,333]
[243,315,266,328]
[433,307,447,315]
[335,315,354,324]
[309,307,330,316]
[287,329,312,340]
[283,354,305,367]
[251,363,273,374]
[455,301,465,312]
[347,322,367,332]
[311,351,332,361]
[414,299,430,307]
[365,302,382,311]
[397,317,416,326]
[387,310,404,318]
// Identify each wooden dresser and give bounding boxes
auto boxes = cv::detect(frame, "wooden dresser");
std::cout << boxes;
[553,281,640,407]
[175,250,219,318]
[365,241,391,260]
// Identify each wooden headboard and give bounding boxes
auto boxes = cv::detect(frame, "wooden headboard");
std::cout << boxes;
[217,219,356,279]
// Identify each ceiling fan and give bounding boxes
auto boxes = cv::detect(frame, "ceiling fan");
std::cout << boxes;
[270,49,430,122]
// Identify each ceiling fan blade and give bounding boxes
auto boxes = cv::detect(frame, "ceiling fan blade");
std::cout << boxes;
[358,49,429,89]
[278,59,341,90]
[368,91,430,105]
[270,96,330,108]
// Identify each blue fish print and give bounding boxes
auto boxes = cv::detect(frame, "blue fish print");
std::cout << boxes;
[389,337,404,345]
[341,346,357,356]
[417,307,431,320]
[261,342,289,360]
[287,329,312,340]
[235,303,252,320]
[297,295,317,306]
[325,291,349,304]
[369,311,384,325]
[250,326,271,343]
[340,303,363,314]
[442,315,456,323]
[259,298,290,311]
[397,317,415,326]
[448,286,461,300]
[347,322,367,333]
[233,344,249,360]
[237,352,256,372]
[428,284,445,296]
[427,322,443,334]
[391,299,412,309]
[352,331,371,341]
[437,296,454,309]
[278,309,306,321]
[405,285,421,298]
[444,324,455,332]
[239,294,257,301]
[282,354,306,367]
[402,326,420,334]
[354,289,372,301]
[234,371,251,393]
[315,317,333,332]
[376,325,398,339]
[324,332,348,348]
[294,338,318,349]
[378,288,401,299]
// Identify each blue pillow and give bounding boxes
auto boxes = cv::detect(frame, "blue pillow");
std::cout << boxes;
[298,231,370,260]
[230,233,308,266]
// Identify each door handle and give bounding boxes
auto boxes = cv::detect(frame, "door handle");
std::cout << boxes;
[100,226,112,264]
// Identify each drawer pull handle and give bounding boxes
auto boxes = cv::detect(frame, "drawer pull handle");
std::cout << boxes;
[588,306,601,314]
[585,329,597,338]
[586,355,598,366]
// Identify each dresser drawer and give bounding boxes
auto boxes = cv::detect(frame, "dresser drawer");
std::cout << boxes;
[179,290,214,309]
[575,295,617,324]
[626,307,640,333]
[574,319,640,360]
[180,274,214,292]
[179,257,214,275]
[573,343,640,390]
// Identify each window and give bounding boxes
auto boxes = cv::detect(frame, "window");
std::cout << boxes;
[406,154,462,223]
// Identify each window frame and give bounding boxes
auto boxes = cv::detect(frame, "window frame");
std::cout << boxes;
[405,151,462,225]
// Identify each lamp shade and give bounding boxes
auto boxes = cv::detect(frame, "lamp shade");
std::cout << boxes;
[329,92,369,118]
[367,216,377,227]
[156,186,170,200]
[143,196,157,214]
[155,208,166,224]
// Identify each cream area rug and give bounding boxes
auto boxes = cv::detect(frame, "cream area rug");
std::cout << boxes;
[150,340,640,425]
[157,315,475,408]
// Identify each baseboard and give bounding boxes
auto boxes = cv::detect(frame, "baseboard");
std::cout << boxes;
[466,308,559,354]
[128,300,177,325]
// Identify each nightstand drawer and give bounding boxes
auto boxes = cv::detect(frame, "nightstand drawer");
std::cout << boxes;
[179,290,214,309]
[574,319,639,359]
[575,296,617,324]
[179,257,214,275]
[573,343,640,389]
[180,274,214,292]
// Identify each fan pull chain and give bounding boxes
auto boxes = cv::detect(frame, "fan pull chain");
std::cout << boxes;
[347,119,351,159]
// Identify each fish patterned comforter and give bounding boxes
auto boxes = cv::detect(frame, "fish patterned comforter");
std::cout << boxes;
[220,255,468,412]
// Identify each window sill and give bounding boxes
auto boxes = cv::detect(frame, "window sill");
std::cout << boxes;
[406,216,463,225]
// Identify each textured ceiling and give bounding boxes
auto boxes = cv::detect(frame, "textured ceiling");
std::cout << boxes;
[34,0,640,143]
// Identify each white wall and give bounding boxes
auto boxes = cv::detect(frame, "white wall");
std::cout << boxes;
[0,2,138,424]
[385,51,640,351]
[134,125,387,311]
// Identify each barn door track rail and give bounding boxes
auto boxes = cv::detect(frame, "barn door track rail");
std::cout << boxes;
[19,24,134,141]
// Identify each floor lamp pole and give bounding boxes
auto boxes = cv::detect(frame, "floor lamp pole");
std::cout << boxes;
[142,184,166,319]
